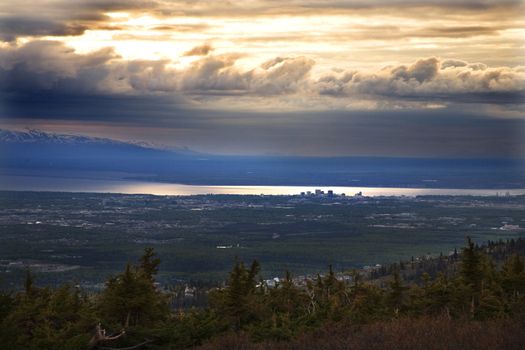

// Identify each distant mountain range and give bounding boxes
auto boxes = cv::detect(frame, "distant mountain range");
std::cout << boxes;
[1,128,524,189]
[1,128,120,145]
[0,128,185,152]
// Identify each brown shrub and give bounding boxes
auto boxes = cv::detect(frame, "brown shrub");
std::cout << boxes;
[196,316,525,350]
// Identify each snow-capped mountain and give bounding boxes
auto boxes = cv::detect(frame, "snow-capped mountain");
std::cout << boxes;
[0,128,198,175]
[0,128,160,150]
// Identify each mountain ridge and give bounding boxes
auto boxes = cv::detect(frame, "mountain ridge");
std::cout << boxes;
[0,128,195,154]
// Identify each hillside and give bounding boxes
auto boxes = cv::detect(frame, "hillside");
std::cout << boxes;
[1,238,524,349]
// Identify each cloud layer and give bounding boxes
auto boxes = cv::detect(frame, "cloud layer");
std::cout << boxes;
[0,1,523,157]
[316,58,525,104]
[2,0,522,42]
[1,41,523,108]
[0,0,155,42]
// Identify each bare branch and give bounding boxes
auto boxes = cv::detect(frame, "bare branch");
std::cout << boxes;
[87,323,126,350]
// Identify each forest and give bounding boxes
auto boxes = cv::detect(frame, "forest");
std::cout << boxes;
[0,238,524,349]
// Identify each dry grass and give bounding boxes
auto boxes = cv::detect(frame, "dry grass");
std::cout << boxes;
[196,316,525,350]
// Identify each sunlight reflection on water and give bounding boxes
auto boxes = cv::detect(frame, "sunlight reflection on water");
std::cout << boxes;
[1,175,525,196]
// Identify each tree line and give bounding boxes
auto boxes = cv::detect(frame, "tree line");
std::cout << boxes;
[0,239,524,349]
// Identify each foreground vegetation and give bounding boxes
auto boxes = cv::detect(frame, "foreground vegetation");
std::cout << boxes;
[198,316,525,350]
[1,239,525,349]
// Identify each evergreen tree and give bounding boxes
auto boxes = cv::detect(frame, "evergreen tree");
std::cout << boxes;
[209,259,263,330]
[98,249,169,327]
[501,254,525,300]
[24,269,35,296]
[0,278,96,350]
[386,271,408,315]
[458,237,484,315]
[139,247,161,281]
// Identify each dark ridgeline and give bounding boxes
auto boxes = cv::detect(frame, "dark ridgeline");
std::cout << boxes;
[0,238,524,349]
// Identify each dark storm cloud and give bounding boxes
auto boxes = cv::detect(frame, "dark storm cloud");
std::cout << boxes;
[0,41,315,97]
[0,0,158,42]
[0,40,117,93]
[0,17,88,42]
[179,55,315,95]
[1,41,523,106]
[316,57,525,104]
[0,40,183,94]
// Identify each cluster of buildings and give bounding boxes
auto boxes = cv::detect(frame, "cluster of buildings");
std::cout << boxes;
[299,189,364,198]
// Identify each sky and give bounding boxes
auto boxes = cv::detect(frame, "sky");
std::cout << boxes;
[0,0,524,157]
